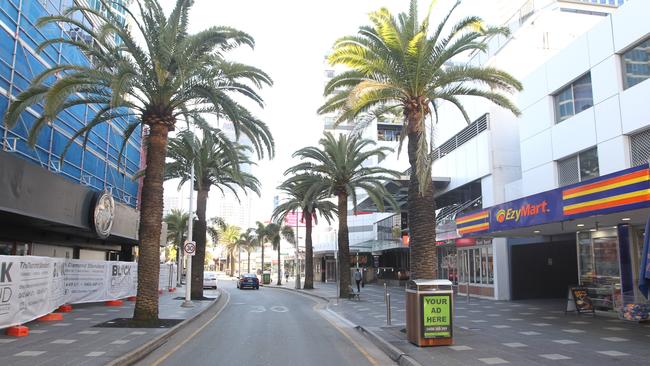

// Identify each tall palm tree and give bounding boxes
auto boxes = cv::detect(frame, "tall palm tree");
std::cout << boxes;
[238,228,259,273]
[263,223,295,285]
[287,133,399,297]
[165,128,260,298]
[319,0,521,280]
[254,221,269,276]
[163,208,189,269]
[271,175,337,289]
[2,0,273,321]
[219,224,241,277]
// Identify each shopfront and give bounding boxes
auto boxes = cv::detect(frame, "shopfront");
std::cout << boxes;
[455,164,650,309]
[455,238,494,297]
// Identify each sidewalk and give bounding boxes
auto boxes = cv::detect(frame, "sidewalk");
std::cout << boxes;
[274,281,650,365]
[0,288,217,366]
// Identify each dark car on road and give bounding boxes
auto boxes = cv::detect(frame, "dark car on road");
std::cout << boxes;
[237,273,260,290]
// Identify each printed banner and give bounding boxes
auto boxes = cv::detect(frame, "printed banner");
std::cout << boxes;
[0,256,169,330]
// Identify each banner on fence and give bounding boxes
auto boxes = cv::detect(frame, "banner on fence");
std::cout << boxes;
[0,256,177,329]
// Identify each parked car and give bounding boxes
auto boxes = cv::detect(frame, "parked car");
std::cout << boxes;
[237,273,259,290]
[203,271,218,289]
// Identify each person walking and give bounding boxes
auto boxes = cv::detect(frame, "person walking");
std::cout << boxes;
[285,270,289,283]
[353,269,362,293]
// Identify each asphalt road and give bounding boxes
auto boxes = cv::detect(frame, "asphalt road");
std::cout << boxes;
[140,279,393,366]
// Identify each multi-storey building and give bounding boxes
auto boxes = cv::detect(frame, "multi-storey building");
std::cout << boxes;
[0,0,141,260]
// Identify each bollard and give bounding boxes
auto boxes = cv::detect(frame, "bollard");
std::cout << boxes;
[384,283,388,304]
[386,293,392,326]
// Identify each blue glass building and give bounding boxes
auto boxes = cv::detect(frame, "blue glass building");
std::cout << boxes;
[0,0,141,259]
[0,0,141,207]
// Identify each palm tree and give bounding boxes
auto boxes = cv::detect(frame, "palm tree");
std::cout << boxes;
[2,1,273,321]
[219,224,241,277]
[263,223,295,285]
[287,133,399,297]
[207,216,226,271]
[237,228,259,273]
[165,128,260,298]
[254,221,269,276]
[318,0,522,280]
[271,175,337,289]
[163,208,189,271]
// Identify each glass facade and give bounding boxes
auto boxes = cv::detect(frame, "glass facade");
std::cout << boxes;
[622,37,650,89]
[577,230,622,310]
[458,245,493,285]
[0,0,141,207]
[554,73,593,123]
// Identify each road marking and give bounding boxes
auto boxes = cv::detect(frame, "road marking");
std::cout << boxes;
[250,305,266,313]
[270,306,289,313]
[317,306,380,366]
[149,291,230,366]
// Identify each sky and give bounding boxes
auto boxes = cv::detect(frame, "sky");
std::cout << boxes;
[161,0,517,225]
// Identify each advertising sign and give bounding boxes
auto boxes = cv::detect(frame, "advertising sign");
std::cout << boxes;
[566,287,594,314]
[421,293,452,339]
[489,190,563,232]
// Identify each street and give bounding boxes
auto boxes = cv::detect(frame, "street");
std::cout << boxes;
[138,279,394,366]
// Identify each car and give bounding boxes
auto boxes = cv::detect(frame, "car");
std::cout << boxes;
[203,271,218,289]
[237,273,259,290]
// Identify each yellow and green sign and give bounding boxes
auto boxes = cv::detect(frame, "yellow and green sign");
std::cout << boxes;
[421,294,452,339]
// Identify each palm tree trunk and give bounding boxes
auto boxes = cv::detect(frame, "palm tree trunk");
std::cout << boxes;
[276,243,282,285]
[407,128,437,280]
[337,194,350,298]
[229,251,235,277]
[225,252,230,275]
[191,189,209,299]
[247,252,251,273]
[303,213,314,289]
[261,244,264,276]
[133,123,169,321]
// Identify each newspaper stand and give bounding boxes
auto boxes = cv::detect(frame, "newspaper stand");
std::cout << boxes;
[406,279,454,347]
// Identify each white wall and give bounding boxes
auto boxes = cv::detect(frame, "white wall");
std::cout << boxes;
[79,249,106,261]
[517,0,650,195]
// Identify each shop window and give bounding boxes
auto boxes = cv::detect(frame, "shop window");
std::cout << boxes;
[554,73,593,123]
[557,148,599,186]
[622,37,650,89]
[457,246,493,285]
[577,230,621,310]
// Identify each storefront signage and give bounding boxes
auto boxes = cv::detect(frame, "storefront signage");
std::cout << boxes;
[456,164,650,237]
[421,293,452,339]
[91,191,115,239]
[566,287,594,314]
[489,191,562,232]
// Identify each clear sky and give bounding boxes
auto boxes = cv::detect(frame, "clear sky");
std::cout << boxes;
[162,0,516,225]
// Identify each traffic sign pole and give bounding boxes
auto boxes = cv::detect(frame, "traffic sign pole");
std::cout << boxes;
[182,162,195,308]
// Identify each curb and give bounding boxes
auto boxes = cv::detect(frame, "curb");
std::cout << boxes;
[355,326,423,366]
[265,285,332,303]
[105,290,224,366]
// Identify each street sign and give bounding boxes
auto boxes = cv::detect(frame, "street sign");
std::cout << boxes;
[184,241,196,256]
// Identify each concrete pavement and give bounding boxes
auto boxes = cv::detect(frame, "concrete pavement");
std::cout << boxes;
[0,288,217,366]
[272,280,650,366]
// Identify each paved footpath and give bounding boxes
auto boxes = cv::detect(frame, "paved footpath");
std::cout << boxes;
[0,287,216,366]
[273,280,650,366]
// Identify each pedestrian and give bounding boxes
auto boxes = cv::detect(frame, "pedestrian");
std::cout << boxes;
[285,270,289,282]
[354,269,362,293]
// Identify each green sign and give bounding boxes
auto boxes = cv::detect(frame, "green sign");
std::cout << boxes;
[421,294,452,339]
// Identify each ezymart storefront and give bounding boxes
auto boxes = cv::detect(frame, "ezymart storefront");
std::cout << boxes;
[454,164,650,312]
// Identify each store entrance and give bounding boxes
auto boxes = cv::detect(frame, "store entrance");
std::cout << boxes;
[511,240,578,300]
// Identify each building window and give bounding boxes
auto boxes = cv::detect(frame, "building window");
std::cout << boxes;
[630,128,650,167]
[622,38,650,89]
[457,246,493,285]
[325,70,335,78]
[557,148,599,186]
[554,73,593,123]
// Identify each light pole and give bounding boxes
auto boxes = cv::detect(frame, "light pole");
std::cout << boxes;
[295,211,301,289]
[181,161,195,308]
